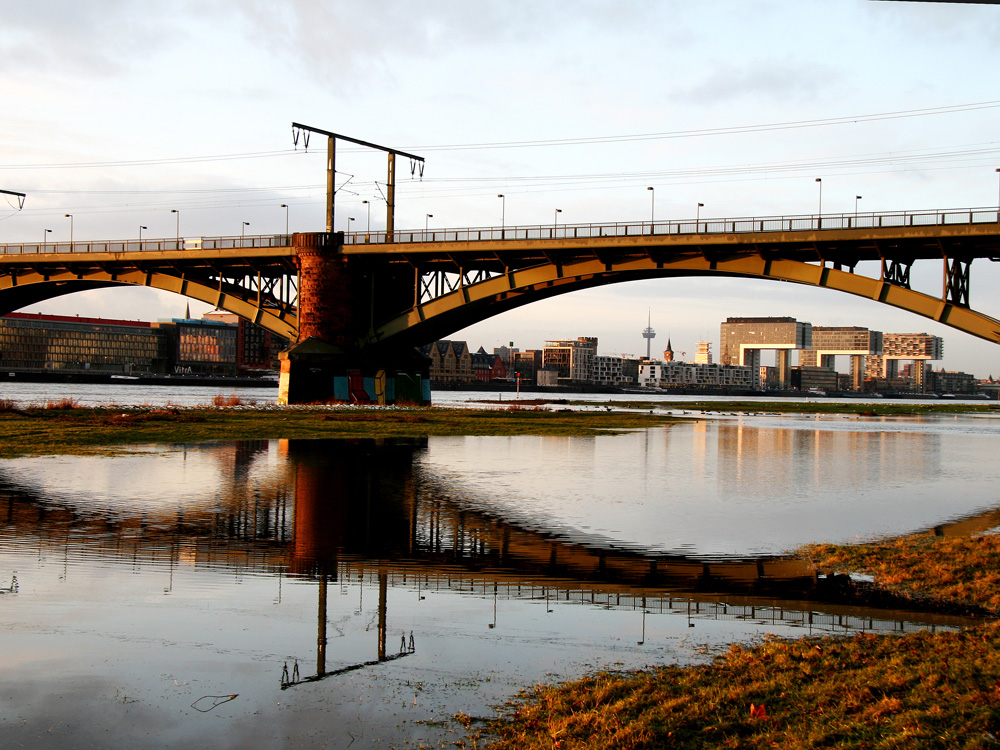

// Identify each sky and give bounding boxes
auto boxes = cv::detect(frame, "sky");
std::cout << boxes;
[3,1,1000,375]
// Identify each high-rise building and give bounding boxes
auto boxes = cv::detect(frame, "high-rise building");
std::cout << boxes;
[542,337,598,384]
[864,333,943,392]
[694,341,713,364]
[719,317,811,389]
[799,326,882,391]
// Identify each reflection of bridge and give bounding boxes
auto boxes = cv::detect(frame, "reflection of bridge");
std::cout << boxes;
[2,207,1000,402]
[0,438,989,639]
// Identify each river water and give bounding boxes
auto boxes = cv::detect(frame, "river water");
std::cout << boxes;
[1,383,998,748]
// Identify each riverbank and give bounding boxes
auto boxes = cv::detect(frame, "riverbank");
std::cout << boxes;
[0,402,676,457]
[468,529,1000,749]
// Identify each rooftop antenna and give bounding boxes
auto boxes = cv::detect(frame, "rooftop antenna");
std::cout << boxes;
[0,189,26,210]
[642,308,656,359]
[291,123,424,242]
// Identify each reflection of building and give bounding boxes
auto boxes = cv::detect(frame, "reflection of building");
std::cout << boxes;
[864,333,943,393]
[720,317,812,389]
[799,326,882,391]
[542,337,597,384]
[0,312,167,375]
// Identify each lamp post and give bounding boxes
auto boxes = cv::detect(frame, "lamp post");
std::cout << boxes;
[348,216,355,234]
[242,221,250,238]
[362,200,371,233]
[42,228,52,248]
[280,203,289,234]
[696,202,704,233]
[139,225,147,243]
[647,186,654,227]
[64,214,73,247]
[425,213,433,238]
[854,195,862,222]
[554,208,562,236]
[170,209,180,248]
[498,194,505,237]
[995,168,1000,219]
[815,178,823,228]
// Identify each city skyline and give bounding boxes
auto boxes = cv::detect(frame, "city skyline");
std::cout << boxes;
[3,2,1000,375]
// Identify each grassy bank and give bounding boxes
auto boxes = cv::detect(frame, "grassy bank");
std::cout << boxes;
[0,403,675,457]
[467,530,1000,749]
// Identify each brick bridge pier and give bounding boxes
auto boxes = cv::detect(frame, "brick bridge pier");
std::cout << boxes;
[278,232,430,405]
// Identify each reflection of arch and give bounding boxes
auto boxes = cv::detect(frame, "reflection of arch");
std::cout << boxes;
[371,255,1000,349]
[0,259,298,340]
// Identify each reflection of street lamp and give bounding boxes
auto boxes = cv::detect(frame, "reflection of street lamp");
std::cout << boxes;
[488,583,497,629]
[280,203,289,234]
[647,186,654,224]
[64,214,73,247]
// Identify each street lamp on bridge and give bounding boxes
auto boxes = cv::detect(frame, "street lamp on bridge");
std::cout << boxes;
[280,203,289,234]
[696,203,704,233]
[242,221,250,238]
[498,194,505,237]
[554,208,562,236]
[348,216,355,233]
[362,200,371,234]
[171,209,180,247]
[425,214,433,236]
[855,195,862,219]
[42,228,51,248]
[64,214,73,247]
[816,178,823,227]
[139,225,147,243]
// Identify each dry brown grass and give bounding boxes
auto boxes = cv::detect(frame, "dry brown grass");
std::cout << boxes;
[43,397,79,410]
[211,393,245,407]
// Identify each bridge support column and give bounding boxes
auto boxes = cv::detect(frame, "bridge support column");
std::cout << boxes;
[278,232,430,405]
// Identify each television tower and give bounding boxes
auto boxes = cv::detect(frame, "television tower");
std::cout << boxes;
[642,310,656,359]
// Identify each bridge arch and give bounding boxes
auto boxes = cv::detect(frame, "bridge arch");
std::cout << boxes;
[0,269,298,340]
[370,254,1000,349]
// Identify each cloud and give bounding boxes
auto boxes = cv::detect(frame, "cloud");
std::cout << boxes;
[0,1,185,75]
[675,58,842,106]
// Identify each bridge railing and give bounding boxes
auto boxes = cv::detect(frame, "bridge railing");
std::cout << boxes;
[341,206,1000,245]
[3,208,999,254]
[0,234,293,255]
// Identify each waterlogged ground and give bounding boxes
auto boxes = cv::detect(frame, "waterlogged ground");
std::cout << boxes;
[1,416,998,747]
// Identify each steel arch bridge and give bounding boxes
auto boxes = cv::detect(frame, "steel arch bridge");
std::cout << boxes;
[2,207,1000,352]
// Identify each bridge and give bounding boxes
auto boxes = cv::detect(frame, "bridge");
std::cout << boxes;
[2,206,999,403]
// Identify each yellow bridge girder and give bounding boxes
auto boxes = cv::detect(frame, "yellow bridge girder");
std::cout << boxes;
[372,254,1000,347]
[0,266,299,340]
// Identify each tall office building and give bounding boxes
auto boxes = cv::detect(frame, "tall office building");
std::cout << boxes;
[719,317,812,389]
[799,326,882,391]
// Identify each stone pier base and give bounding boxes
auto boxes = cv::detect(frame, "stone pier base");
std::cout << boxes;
[278,338,431,405]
